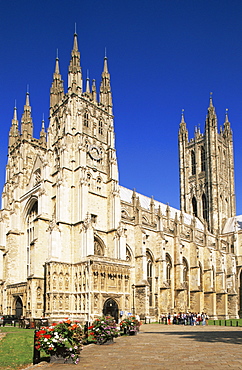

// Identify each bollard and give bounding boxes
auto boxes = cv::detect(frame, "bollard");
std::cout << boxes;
[33,330,40,365]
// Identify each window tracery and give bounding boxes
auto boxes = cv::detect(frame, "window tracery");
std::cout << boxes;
[84,111,89,127]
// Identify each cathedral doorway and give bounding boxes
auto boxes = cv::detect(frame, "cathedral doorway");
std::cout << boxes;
[15,296,23,318]
[103,298,119,322]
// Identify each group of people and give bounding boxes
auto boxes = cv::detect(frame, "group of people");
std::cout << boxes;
[160,312,209,326]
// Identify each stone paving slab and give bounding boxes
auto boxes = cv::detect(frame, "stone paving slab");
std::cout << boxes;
[25,324,242,370]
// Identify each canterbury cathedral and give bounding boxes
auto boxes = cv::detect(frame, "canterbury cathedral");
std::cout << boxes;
[0,33,242,322]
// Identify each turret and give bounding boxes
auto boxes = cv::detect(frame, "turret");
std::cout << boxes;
[9,104,19,147]
[92,79,97,102]
[68,32,82,94]
[178,110,188,213]
[205,93,217,131]
[223,109,232,137]
[50,54,64,111]
[21,91,33,139]
[40,115,46,144]
[85,70,91,97]
[100,54,112,114]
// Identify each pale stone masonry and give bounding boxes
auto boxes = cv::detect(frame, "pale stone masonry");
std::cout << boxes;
[0,33,242,322]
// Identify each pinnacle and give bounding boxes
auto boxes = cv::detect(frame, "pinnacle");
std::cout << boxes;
[73,32,78,51]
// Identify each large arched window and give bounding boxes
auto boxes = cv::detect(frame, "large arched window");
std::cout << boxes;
[26,201,38,276]
[202,193,208,223]
[201,146,205,172]
[192,196,197,217]
[183,257,189,287]
[198,262,203,289]
[191,150,196,175]
[146,251,153,306]
[166,254,172,285]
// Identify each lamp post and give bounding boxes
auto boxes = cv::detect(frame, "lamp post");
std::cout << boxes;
[132,284,135,315]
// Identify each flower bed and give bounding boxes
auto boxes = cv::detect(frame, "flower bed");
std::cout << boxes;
[88,316,119,344]
[34,319,83,364]
[120,316,141,335]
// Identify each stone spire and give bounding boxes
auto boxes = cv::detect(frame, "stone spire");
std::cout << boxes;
[21,91,33,139]
[100,53,112,114]
[9,103,19,147]
[68,32,82,94]
[50,52,64,110]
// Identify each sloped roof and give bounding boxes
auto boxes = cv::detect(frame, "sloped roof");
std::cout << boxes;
[222,215,242,234]
[119,186,204,231]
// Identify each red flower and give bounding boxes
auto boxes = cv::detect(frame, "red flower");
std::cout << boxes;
[88,325,94,329]
[44,334,52,339]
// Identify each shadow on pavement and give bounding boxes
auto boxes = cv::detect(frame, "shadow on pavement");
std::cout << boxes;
[142,330,242,345]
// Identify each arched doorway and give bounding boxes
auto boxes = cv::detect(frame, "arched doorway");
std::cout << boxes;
[15,297,23,318]
[103,298,119,322]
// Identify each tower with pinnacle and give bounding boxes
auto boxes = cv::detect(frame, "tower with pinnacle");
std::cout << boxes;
[178,95,236,234]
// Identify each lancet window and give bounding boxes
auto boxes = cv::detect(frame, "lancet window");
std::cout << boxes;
[182,257,189,286]
[146,251,153,306]
[191,150,196,175]
[26,201,38,276]
[84,112,89,127]
[98,120,103,135]
[202,193,208,223]
[201,146,205,172]
[192,196,197,217]
[166,254,172,285]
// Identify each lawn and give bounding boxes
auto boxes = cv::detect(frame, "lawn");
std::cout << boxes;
[0,326,35,370]
[208,318,242,326]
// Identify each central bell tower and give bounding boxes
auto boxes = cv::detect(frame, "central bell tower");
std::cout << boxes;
[48,33,121,245]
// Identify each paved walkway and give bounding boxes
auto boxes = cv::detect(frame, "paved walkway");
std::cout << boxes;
[26,324,242,370]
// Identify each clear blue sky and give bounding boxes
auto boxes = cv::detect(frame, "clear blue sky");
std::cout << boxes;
[1,0,242,214]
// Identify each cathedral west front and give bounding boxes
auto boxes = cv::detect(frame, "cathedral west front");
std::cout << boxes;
[0,33,242,322]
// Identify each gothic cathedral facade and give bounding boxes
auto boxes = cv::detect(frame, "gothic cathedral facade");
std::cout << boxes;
[0,34,242,321]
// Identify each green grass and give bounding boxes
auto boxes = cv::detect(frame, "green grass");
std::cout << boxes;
[208,319,242,327]
[0,326,35,370]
